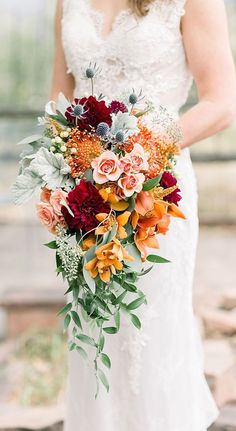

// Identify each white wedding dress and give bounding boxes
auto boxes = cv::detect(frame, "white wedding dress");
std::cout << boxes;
[61,1,219,430]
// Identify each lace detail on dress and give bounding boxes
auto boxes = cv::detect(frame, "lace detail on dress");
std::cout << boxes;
[61,0,193,113]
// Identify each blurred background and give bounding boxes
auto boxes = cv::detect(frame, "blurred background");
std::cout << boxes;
[0,1,236,430]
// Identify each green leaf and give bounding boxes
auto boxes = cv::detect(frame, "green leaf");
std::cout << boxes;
[68,342,76,351]
[49,110,68,126]
[142,174,162,191]
[57,302,72,316]
[44,240,58,249]
[131,314,141,329]
[100,353,111,369]
[76,334,97,347]
[76,345,88,360]
[99,333,105,352]
[103,326,118,334]
[64,313,71,330]
[71,311,82,330]
[114,311,120,331]
[125,243,142,272]
[122,281,137,292]
[127,193,136,212]
[127,296,146,311]
[97,368,109,392]
[112,291,127,305]
[83,265,95,293]
[137,266,153,276]
[146,255,170,264]
[100,222,117,245]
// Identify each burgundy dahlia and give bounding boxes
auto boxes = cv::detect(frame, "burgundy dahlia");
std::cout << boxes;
[109,100,128,114]
[65,96,112,131]
[61,180,110,234]
[160,171,182,206]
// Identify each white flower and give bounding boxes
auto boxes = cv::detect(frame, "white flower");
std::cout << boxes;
[55,136,62,144]
[111,112,139,137]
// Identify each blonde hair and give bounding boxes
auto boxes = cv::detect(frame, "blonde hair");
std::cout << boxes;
[128,0,155,16]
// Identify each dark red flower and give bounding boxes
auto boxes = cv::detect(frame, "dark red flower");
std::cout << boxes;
[109,100,128,114]
[61,180,110,234]
[65,96,112,131]
[160,171,182,205]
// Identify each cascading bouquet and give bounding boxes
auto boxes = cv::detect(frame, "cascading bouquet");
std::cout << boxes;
[12,64,185,396]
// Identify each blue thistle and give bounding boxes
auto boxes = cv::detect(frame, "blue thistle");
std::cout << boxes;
[86,68,95,79]
[129,93,138,105]
[115,131,125,143]
[96,122,110,137]
[73,104,84,117]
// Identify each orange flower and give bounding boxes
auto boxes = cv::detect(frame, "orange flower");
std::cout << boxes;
[98,184,129,211]
[82,234,96,251]
[85,237,135,283]
[134,226,159,260]
[123,122,180,179]
[67,128,103,178]
[95,211,131,239]
[131,191,171,258]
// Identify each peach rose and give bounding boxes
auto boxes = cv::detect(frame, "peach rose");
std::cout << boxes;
[49,189,68,216]
[129,144,149,172]
[120,144,149,174]
[92,150,122,184]
[118,173,145,197]
[36,202,58,234]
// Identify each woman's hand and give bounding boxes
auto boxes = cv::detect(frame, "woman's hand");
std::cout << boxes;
[179,0,236,149]
[50,0,75,102]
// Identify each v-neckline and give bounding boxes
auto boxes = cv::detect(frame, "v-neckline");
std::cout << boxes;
[86,0,132,41]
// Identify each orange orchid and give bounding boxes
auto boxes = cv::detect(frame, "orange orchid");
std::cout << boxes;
[84,237,135,283]
[82,234,96,251]
[167,203,186,219]
[134,226,159,260]
[95,211,131,239]
[98,185,129,211]
[130,191,171,258]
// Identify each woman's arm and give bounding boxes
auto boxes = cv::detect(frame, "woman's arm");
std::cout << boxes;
[179,0,236,149]
[50,0,75,101]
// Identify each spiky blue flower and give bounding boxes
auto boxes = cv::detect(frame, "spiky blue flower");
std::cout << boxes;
[129,93,138,105]
[96,122,110,137]
[73,104,84,117]
[86,68,95,79]
[115,131,125,143]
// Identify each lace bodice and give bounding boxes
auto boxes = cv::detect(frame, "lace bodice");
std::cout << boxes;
[61,0,193,113]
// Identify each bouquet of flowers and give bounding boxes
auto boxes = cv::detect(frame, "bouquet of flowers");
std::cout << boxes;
[12,64,185,396]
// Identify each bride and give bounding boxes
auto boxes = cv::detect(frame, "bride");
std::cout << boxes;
[51,1,236,430]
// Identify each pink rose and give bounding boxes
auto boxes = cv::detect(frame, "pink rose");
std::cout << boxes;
[118,173,145,197]
[120,144,149,174]
[49,189,68,216]
[120,155,133,174]
[36,202,58,234]
[92,151,122,184]
[128,144,149,172]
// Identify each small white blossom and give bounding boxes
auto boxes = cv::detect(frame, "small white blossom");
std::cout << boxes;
[55,136,62,144]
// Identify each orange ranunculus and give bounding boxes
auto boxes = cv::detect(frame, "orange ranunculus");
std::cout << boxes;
[134,226,159,260]
[85,237,135,283]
